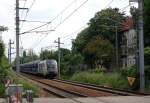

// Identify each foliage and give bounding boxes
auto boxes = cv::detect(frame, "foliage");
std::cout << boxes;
[40,49,57,60]
[144,47,150,65]
[7,70,39,97]
[88,68,106,73]
[0,26,8,32]
[145,65,150,84]
[0,83,5,96]
[144,0,150,47]
[0,41,4,63]
[20,50,39,64]
[72,8,126,68]
[83,36,114,68]
[70,72,129,89]
[61,52,84,75]
[121,65,137,78]
[88,8,125,45]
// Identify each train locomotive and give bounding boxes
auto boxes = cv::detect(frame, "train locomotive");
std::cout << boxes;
[13,59,58,78]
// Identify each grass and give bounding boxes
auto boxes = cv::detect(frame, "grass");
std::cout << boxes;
[70,71,130,89]
[7,69,39,97]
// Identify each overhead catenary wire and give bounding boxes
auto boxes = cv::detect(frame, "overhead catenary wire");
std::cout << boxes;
[20,0,36,31]
[104,0,114,9]
[20,0,80,35]
[20,0,27,19]
[30,0,89,49]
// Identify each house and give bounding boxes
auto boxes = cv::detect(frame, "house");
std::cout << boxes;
[120,17,138,67]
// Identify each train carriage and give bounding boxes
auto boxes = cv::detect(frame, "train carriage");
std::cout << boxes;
[13,59,58,79]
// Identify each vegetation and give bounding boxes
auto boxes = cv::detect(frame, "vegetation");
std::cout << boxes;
[72,8,126,69]
[70,71,129,89]
[0,26,9,96]
[7,70,39,97]
[13,6,150,92]
[144,0,150,47]
[20,50,39,64]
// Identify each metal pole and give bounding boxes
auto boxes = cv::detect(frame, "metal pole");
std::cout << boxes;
[9,39,11,64]
[8,45,10,64]
[41,48,43,60]
[58,37,61,79]
[16,0,20,72]
[115,26,119,69]
[138,0,145,92]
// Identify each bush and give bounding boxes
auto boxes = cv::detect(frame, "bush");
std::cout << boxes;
[70,72,129,89]
[89,68,106,73]
[121,65,137,78]
[0,82,5,96]
[120,65,139,89]
[7,70,39,97]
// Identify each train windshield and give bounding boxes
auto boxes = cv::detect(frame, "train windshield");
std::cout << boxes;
[47,60,57,71]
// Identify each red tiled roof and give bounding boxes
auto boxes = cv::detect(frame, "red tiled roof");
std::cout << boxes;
[121,17,134,31]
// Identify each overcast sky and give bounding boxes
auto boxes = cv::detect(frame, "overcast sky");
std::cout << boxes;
[0,0,137,58]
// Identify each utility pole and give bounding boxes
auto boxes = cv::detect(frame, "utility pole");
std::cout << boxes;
[54,37,64,78]
[16,0,28,72]
[16,0,20,72]
[8,39,14,64]
[129,0,145,92]
[8,47,9,64]
[138,0,145,92]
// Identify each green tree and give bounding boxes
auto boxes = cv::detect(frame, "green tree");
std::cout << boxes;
[20,50,39,63]
[0,26,8,32]
[0,41,4,63]
[0,26,8,64]
[144,47,150,65]
[83,36,114,68]
[72,8,126,69]
[88,8,125,45]
[144,0,150,47]
[40,49,57,60]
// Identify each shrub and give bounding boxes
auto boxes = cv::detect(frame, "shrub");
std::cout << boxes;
[70,72,129,89]
[89,68,106,73]
[121,65,137,78]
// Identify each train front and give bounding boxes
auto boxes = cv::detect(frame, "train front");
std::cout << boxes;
[46,59,58,78]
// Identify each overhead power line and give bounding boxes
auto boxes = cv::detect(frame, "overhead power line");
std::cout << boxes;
[20,0,36,30]
[31,0,88,49]
[20,0,82,35]
[20,0,27,19]
[104,0,114,8]
[53,0,88,30]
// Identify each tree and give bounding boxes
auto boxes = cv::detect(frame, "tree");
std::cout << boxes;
[144,0,150,47]
[144,47,150,65]
[20,50,39,63]
[0,26,8,32]
[0,41,4,63]
[40,49,57,60]
[83,36,114,68]
[88,8,125,46]
[72,8,125,69]
[0,26,8,64]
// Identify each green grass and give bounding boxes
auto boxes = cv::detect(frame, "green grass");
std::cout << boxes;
[70,71,130,89]
[7,70,39,97]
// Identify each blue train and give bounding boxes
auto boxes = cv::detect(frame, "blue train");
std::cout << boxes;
[13,59,58,78]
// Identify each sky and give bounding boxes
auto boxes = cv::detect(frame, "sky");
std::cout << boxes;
[0,0,137,58]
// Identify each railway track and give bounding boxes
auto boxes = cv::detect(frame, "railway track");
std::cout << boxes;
[20,72,150,98]
[18,72,87,98]
[53,79,150,96]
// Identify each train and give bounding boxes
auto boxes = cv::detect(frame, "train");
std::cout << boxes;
[12,59,58,78]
